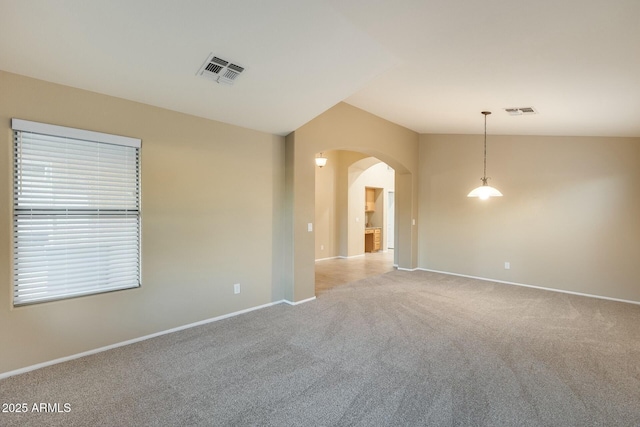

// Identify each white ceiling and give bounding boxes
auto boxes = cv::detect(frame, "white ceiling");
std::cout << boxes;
[1,0,639,137]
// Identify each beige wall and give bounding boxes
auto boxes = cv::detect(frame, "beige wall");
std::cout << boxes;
[314,151,340,260]
[419,133,640,302]
[335,151,369,257]
[289,103,419,301]
[0,71,286,374]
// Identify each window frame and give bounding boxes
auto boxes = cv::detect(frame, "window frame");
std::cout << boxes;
[11,118,142,306]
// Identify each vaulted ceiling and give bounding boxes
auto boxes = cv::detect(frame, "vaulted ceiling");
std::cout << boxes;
[1,0,639,137]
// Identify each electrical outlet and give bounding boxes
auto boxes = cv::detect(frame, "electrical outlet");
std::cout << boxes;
[504,262,510,270]
[320,244,324,250]
[234,283,240,294]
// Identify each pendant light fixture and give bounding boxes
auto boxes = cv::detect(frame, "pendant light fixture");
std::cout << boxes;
[315,152,327,168]
[467,111,503,200]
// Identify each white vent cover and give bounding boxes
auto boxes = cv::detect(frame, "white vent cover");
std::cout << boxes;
[197,53,245,85]
[504,107,538,116]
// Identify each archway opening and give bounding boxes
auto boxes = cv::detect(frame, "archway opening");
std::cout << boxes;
[283,105,418,304]
[314,150,398,294]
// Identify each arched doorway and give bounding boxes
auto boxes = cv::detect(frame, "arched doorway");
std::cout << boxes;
[314,151,396,293]
[282,102,419,303]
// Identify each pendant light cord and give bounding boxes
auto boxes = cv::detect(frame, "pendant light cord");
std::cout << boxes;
[483,113,487,180]
[481,111,491,186]
[468,110,502,198]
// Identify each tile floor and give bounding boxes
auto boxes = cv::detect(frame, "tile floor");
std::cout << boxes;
[314,250,395,294]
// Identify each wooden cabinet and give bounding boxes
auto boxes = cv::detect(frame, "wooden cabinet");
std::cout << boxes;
[365,188,376,212]
[364,228,381,252]
[373,228,381,251]
[364,188,381,252]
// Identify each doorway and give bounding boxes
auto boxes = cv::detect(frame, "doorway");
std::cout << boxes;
[314,152,396,293]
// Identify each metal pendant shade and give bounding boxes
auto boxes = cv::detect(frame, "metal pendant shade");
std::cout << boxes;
[467,111,503,199]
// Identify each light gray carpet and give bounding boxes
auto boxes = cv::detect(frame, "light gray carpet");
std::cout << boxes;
[1,270,639,426]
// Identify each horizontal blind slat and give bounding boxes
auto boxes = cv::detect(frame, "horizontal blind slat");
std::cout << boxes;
[14,282,139,305]
[15,268,140,285]
[16,262,140,277]
[16,250,138,260]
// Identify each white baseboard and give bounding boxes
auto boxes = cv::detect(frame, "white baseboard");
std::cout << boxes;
[397,267,419,272]
[315,256,340,262]
[282,296,317,306]
[338,254,366,259]
[316,254,368,261]
[0,299,297,380]
[418,268,640,306]
[323,252,394,260]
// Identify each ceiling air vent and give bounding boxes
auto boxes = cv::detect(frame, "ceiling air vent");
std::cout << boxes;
[504,107,538,116]
[197,53,245,85]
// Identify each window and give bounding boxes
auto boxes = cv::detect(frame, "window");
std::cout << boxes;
[12,119,141,305]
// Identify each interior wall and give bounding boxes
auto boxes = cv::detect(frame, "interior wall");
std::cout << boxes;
[0,71,286,375]
[419,133,640,302]
[335,151,369,257]
[314,151,339,260]
[289,103,419,302]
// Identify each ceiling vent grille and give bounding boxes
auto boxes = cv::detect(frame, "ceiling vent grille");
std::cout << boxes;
[504,107,538,116]
[197,54,245,85]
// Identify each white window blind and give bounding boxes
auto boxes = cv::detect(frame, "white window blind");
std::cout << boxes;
[12,119,141,306]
